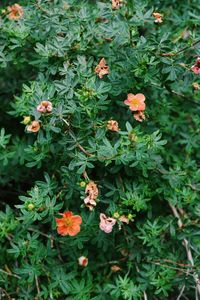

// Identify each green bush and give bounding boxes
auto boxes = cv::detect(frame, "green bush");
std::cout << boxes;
[0,0,200,299]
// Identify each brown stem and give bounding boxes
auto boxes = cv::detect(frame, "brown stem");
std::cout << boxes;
[161,38,200,57]
[169,203,200,295]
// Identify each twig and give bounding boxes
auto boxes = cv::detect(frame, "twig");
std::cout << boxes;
[35,275,42,300]
[169,203,200,296]
[0,268,21,279]
[161,38,200,57]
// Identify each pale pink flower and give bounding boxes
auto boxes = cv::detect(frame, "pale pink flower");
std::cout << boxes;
[78,256,88,267]
[112,0,123,10]
[191,58,200,74]
[37,100,53,113]
[99,213,116,233]
[133,111,146,122]
[124,93,146,111]
[7,4,24,20]
[84,196,97,211]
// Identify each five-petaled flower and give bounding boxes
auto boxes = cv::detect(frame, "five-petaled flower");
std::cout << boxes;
[78,256,88,267]
[26,120,40,133]
[152,12,163,23]
[107,120,120,132]
[7,4,24,20]
[56,211,82,236]
[124,93,146,111]
[95,58,109,79]
[191,58,200,74]
[112,0,123,10]
[37,100,53,113]
[99,213,116,233]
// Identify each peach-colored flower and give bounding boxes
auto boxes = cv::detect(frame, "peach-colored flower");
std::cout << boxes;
[7,4,24,20]
[27,120,40,133]
[112,0,123,10]
[84,181,98,210]
[124,93,146,112]
[78,256,88,267]
[133,111,146,122]
[95,58,109,79]
[107,120,120,132]
[111,265,121,272]
[56,211,82,236]
[191,58,200,74]
[37,100,53,113]
[152,12,163,23]
[119,215,129,224]
[99,213,116,233]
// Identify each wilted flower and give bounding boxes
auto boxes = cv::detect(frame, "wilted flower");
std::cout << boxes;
[119,215,129,224]
[56,211,82,236]
[95,58,109,79]
[99,213,116,233]
[112,0,123,10]
[111,265,121,272]
[133,111,146,122]
[27,120,40,133]
[152,12,163,23]
[191,58,200,74]
[192,82,200,90]
[84,181,98,210]
[78,256,88,267]
[124,93,146,112]
[107,120,120,132]
[37,100,53,113]
[7,4,24,20]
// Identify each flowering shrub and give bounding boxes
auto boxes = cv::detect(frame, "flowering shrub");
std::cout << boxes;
[0,0,200,299]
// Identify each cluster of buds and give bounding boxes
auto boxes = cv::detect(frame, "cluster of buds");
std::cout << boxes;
[7,4,24,20]
[191,58,200,74]
[107,120,120,132]
[37,100,53,113]
[95,58,109,79]
[124,93,146,122]
[152,12,163,24]
[84,181,99,211]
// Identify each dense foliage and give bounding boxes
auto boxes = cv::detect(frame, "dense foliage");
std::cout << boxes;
[0,0,200,299]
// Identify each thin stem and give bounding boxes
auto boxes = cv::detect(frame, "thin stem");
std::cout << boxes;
[161,38,200,57]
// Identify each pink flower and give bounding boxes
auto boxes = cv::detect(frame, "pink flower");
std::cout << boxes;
[124,93,146,111]
[99,213,116,233]
[133,111,146,122]
[84,181,99,211]
[37,100,53,113]
[191,58,200,74]
[84,196,97,211]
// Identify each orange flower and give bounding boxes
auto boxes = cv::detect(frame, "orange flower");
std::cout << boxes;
[124,93,146,111]
[78,256,88,267]
[7,4,24,20]
[95,58,109,79]
[107,120,120,132]
[56,211,82,236]
[133,111,146,122]
[27,120,40,133]
[152,12,163,23]
[112,0,123,10]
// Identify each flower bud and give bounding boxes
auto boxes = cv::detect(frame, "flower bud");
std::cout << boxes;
[22,116,31,125]
[78,256,88,267]
[27,203,35,210]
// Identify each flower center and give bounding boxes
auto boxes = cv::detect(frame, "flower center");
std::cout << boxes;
[130,98,140,106]
[64,218,72,226]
